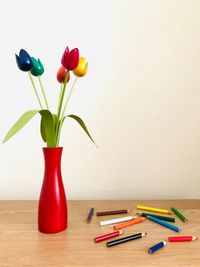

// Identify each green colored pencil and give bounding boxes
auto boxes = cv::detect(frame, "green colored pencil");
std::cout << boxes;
[137,212,175,222]
[171,207,187,222]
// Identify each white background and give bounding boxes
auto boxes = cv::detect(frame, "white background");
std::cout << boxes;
[0,0,200,200]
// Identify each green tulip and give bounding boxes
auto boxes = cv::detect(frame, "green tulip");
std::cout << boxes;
[30,57,44,76]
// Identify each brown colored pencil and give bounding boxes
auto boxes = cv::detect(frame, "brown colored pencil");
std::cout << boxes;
[96,209,134,216]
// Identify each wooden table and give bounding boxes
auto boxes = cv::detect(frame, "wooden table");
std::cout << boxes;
[0,200,200,267]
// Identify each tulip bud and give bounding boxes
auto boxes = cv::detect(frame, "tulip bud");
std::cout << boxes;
[30,57,44,76]
[15,49,33,71]
[57,66,70,83]
[61,47,79,70]
[73,57,88,77]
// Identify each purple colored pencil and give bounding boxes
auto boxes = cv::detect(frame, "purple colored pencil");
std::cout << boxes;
[86,208,94,223]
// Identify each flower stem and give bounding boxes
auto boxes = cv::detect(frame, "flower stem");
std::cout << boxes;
[56,77,78,147]
[56,71,69,146]
[57,83,63,115]
[57,71,69,122]
[38,76,49,110]
[56,120,63,147]
[60,77,78,120]
[28,72,43,109]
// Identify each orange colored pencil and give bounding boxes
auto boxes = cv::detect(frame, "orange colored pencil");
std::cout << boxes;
[113,217,145,230]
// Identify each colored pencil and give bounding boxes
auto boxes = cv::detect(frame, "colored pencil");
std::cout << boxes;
[94,230,123,243]
[106,232,147,247]
[148,241,167,254]
[136,212,175,222]
[96,209,134,216]
[171,207,187,222]
[113,217,145,230]
[146,216,181,232]
[136,205,173,214]
[86,208,94,223]
[168,236,198,242]
[100,216,135,226]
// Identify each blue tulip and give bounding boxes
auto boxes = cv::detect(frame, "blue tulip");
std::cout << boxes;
[15,49,33,71]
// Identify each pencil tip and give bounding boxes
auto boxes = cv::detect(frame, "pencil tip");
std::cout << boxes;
[141,233,146,237]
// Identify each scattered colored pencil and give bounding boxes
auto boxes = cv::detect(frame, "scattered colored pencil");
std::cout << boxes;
[171,207,187,222]
[96,209,134,216]
[94,230,123,243]
[168,236,198,242]
[148,241,167,254]
[113,217,145,230]
[86,208,94,223]
[137,205,173,214]
[100,216,135,226]
[137,212,175,222]
[146,216,181,232]
[106,232,147,247]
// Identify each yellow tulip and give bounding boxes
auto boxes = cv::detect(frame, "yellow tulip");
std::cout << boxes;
[73,57,88,77]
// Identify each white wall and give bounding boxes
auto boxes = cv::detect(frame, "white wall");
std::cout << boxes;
[0,0,200,200]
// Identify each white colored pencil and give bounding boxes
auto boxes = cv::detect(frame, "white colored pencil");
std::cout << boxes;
[100,216,136,226]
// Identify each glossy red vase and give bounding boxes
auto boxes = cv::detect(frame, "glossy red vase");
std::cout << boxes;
[38,147,67,234]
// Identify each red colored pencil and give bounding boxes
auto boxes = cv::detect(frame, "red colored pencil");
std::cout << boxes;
[94,230,123,243]
[168,236,198,242]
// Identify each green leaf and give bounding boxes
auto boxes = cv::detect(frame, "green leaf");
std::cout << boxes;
[53,114,58,131]
[3,110,39,143]
[41,114,58,143]
[40,117,46,143]
[65,114,98,147]
[39,110,56,147]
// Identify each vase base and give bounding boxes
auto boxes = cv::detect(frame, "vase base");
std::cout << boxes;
[38,225,67,234]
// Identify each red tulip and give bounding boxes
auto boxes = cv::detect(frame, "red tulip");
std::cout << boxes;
[57,66,70,83]
[61,47,79,70]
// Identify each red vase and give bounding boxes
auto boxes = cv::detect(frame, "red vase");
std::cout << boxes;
[38,147,67,234]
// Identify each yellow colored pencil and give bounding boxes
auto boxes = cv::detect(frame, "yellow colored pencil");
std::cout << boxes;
[136,205,173,214]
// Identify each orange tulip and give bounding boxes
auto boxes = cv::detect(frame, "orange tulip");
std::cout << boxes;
[57,66,70,83]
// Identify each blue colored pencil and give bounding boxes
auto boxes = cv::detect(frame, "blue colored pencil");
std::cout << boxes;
[147,216,181,232]
[148,241,167,254]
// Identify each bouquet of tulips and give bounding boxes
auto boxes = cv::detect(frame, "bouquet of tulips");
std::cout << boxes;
[3,47,96,147]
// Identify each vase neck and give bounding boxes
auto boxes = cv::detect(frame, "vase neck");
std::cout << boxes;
[43,147,63,170]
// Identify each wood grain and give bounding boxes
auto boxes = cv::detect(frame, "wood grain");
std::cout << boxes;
[0,200,199,267]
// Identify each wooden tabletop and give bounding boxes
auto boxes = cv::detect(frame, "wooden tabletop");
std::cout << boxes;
[0,200,200,267]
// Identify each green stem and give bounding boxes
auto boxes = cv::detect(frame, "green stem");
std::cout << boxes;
[57,83,64,115]
[56,71,69,146]
[56,77,78,147]
[60,77,78,120]
[28,72,43,109]
[57,71,69,122]
[56,120,63,147]
[55,83,63,143]
[38,76,49,110]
